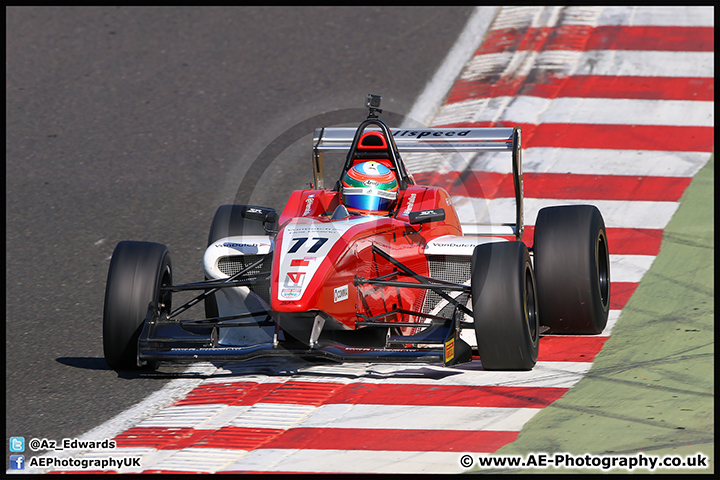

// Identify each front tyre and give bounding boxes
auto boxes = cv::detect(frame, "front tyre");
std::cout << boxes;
[103,241,172,370]
[471,241,539,371]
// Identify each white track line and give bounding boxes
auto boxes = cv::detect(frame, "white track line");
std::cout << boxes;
[402,6,499,128]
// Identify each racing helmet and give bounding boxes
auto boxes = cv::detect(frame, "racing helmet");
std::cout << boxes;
[341,161,399,215]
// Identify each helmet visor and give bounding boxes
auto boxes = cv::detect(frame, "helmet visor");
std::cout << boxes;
[342,188,396,213]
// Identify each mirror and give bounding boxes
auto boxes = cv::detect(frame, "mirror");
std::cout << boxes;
[408,208,445,225]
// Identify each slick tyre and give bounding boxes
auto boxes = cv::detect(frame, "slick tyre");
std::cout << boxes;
[103,241,172,370]
[471,241,539,371]
[533,205,610,334]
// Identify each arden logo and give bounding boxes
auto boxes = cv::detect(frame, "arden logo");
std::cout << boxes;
[285,272,306,286]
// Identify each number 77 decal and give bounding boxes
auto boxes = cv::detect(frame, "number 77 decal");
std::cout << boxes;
[288,237,328,254]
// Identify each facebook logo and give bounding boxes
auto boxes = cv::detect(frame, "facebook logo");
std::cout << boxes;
[9,455,25,470]
[9,437,25,452]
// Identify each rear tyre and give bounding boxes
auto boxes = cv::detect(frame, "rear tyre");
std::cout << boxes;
[103,241,172,370]
[471,241,539,371]
[533,205,610,334]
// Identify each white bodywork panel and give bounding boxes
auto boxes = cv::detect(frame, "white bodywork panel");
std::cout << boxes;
[203,235,275,346]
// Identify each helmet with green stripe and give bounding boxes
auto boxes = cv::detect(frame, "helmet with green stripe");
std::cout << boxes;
[341,161,398,214]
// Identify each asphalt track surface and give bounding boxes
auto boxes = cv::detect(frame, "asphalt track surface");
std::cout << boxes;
[5,5,475,465]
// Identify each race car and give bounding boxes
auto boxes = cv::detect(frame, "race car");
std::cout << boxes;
[103,94,610,372]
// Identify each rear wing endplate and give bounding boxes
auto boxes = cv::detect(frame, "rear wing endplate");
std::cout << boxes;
[312,127,523,239]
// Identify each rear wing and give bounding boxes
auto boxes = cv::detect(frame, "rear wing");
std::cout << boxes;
[312,126,523,240]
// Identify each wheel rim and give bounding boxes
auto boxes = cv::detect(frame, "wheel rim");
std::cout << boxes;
[159,264,172,317]
[596,230,610,310]
[525,265,538,344]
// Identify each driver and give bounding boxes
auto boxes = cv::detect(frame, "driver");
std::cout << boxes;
[341,160,399,215]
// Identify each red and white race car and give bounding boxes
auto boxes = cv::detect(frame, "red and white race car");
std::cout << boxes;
[103,95,610,372]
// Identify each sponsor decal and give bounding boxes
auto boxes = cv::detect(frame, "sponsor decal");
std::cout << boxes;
[393,130,471,138]
[284,216,378,235]
[431,242,480,249]
[445,338,455,362]
[343,187,396,199]
[280,288,302,299]
[217,242,270,249]
[290,259,310,267]
[333,284,349,303]
[285,272,306,287]
[363,162,381,174]
[288,237,329,254]
[302,196,315,216]
[402,193,417,215]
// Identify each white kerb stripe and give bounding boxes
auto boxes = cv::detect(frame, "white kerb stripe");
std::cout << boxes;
[150,448,247,473]
[229,448,511,474]
[597,6,715,27]
[494,96,714,127]
[461,51,713,83]
[452,197,680,230]
[436,95,714,129]
[491,7,714,31]
[296,404,541,431]
[405,149,711,178]
[610,255,657,283]
[477,148,710,178]
[572,51,713,78]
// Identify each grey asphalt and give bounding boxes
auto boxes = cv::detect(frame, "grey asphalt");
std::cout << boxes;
[6,5,474,464]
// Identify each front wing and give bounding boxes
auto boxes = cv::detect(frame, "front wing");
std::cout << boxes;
[137,307,472,367]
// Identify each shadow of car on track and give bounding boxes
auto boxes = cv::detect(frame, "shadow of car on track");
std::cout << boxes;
[56,356,468,381]
[56,356,207,380]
